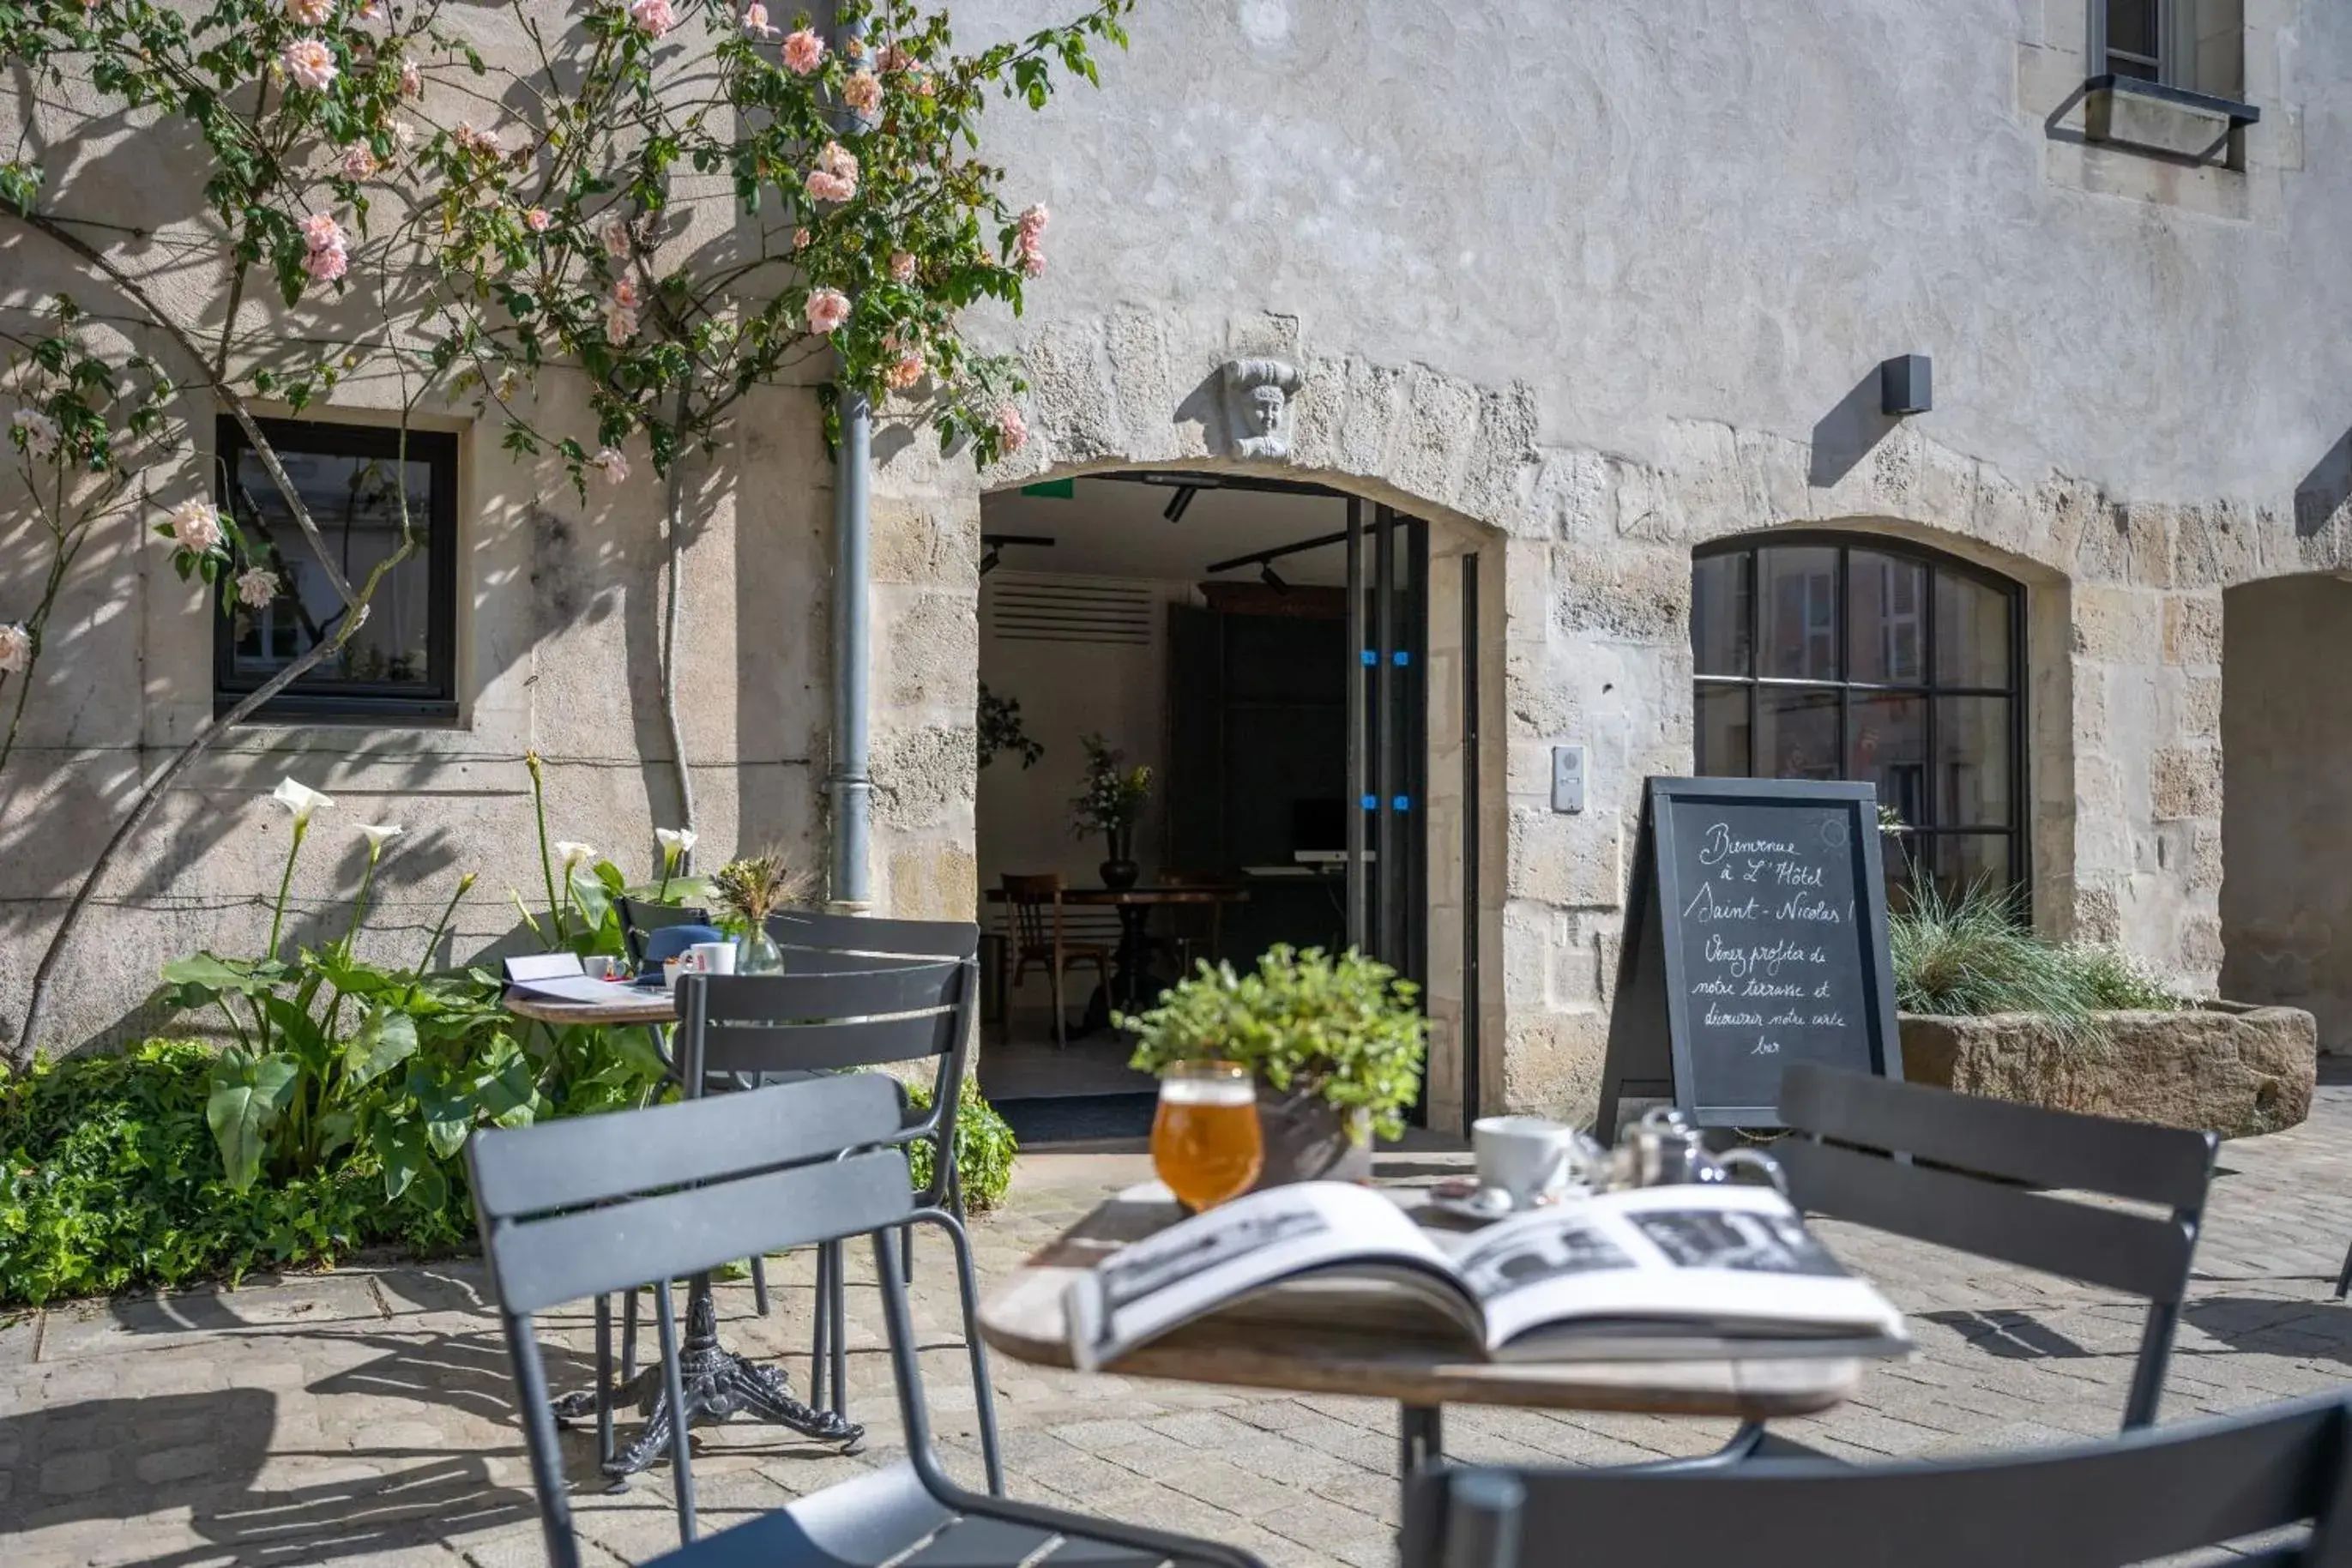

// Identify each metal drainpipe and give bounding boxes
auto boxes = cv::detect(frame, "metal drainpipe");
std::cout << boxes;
[826,8,873,911]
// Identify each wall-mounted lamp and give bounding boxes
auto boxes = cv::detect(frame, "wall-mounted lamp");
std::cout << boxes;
[1162,485,1198,523]
[980,534,1055,576]
[1880,353,1933,417]
[1258,562,1291,595]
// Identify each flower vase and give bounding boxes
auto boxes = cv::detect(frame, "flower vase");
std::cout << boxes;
[1099,830,1139,890]
[737,927,785,975]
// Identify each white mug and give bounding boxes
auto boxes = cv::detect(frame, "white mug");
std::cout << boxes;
[1473,1115,1582,1208]
[688,941,738,977]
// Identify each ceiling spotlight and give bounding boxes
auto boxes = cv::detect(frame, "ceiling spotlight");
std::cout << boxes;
[980,533,1055,578]
[980,545,1003,576]
[1162,485,1198,523]
[1258,562,1290,594]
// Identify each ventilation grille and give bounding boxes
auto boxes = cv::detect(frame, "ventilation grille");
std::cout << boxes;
[987,580,1155,645]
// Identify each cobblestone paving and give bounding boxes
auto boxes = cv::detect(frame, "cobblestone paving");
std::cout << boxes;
[8,1080,2352,1567]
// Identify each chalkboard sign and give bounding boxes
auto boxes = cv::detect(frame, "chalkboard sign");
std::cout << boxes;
[1595,777,1903,1137]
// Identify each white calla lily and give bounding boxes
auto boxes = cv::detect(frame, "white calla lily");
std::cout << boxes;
[270,777,334,828]
[655,827,697,861]
[553,840,596,871]
[356,823,404,853]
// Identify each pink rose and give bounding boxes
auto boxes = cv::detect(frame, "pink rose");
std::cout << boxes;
[842,34,865,58]
[282,38,339,92]
[877,43,913,72]
[524,207,552,232]
[167,499,225,555]
[782,27,824,74]
[885,352,925,390]
[1018,203,1049,236]
[0,622,28,676]
[300,213,346,251]
[590,447,630,484]
[1017,234,1044,277]
[286,0,331,24]
[804,287,851,334]
[599,215,631,258]
[842,69,881,115]
[804,172,854,204]
[10,408,60,459]
[628,0,676,37]
[740,3,776,37]
[340,144,379,178]
[398,58,422,98]
[235,567,280,610]
[356,0,381,18]
[303,243,349,282]
[889,250,916,282]
[994,403,1028,454]
[792,226,811,250]
[604,279,641,341]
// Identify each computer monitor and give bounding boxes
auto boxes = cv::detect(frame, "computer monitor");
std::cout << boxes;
[1292,797,1345,854]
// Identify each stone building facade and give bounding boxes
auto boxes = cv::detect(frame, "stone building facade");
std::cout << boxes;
[7,0,2352,1123]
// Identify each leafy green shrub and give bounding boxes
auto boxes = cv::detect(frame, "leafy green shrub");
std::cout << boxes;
[905,1083,1019,1213]
[1121,945,1427,1142]
[1891,883,2193,1036]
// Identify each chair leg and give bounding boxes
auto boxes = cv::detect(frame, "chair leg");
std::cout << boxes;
[921,1207,1004,1495]
[621,1287,640,1381]
[1049,964,1067,1048]
[902,1221,917,1288]
[828,1236,850,1423]
[2121,1304,2180,1430]
[809,1244,831,1410]
[2337,1235,2352,1300]
[751,1255,770,1317]
[594,1293,616,1468]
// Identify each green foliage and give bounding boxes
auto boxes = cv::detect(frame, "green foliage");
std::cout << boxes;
[1891,882,2194,1037]
[977,680,1043,770]
[1121,946,1428,1143]
[904,1083,1019,1213]
[1070,732,1151,838]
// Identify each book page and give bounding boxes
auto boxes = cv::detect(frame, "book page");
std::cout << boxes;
[1453,1185,1908,1355]
[1064,1182,1462,1371]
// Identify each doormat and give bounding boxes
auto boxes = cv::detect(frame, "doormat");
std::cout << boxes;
[996,1091,1157,1144]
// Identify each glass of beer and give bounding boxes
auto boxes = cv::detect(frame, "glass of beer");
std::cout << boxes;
[1152,1060,1263,1213]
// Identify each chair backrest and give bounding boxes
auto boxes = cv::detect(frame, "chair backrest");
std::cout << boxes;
[770,908,980,962]
[1776,1062,2217,1428]
[1402,1391,2352,1568]
[1001,873,1065,950]
[616,896,714,967]
[674,963,966,1084]
[467,1075,914,1568]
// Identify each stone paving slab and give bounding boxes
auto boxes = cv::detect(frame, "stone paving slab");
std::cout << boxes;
[7,1101,2352,1568]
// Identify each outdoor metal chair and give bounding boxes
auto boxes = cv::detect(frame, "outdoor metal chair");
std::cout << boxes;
[1403,1389,2352,1568]
[469,1074,1266,1568]
[616,896,714,971]
[1668,1062,2218,1468]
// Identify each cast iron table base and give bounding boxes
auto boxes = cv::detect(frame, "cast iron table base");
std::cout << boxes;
[552,1274,860,1483]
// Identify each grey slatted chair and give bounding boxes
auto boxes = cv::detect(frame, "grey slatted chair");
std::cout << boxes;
[1402,1390,2352,1568]
[616,896,714,971]
[769,910,985,1414]
[468,1074,1267,1568]
[1674,1062,2217,1469]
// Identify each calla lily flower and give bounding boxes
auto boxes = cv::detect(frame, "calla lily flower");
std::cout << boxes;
[356,823,405,853]
[271,777,334,828]
[656,827,697,863]
[553,840,596,871]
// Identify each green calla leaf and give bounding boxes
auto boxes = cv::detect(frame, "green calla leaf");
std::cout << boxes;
[344,1004,419,1089]
[371,1114,432,1203]
[206,1051,299,1193]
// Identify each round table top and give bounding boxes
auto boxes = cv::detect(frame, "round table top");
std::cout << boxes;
[977,1183,1869,1419]
[982,885,1248,906]
[503,989,678,1028]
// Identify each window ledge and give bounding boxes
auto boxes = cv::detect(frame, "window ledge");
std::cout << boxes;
[2083,75,2259,166]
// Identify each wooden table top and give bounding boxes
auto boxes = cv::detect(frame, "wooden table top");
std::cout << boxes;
[504,988,678,1028]
[982,886,1249,907]
[978,1183,1871,1420]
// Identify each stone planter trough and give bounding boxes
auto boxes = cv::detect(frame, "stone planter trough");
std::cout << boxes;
[1897,1002,2317,1139]
[1250,1086,1374,1191]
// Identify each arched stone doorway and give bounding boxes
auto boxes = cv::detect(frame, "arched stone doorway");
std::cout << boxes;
[2221,573,2352,1049]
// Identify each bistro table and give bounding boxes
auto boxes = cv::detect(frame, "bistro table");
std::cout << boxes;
[984,884,1250,1032]
[504,987,860,1481]
[978,1180,1873,1482]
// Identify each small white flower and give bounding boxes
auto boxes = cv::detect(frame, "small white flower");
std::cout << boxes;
[355,822,404,853]
[235,566,279,609]
[553,840,596,870]
[167,498,224,555]
[0,621,28,675]
[655,827,697,862]
[589,446,630,485]
[271,776,334,828]
[9,408,58,459]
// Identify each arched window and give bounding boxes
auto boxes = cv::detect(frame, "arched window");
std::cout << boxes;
[1691,534,2027,902]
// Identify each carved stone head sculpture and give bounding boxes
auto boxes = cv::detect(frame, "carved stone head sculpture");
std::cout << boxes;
[1221,358,1304,460]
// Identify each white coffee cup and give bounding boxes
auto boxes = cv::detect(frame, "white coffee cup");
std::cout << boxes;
[689,941,738,977]
[1473,1115,1580,1208]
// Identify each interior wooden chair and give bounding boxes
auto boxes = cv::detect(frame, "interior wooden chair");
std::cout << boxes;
[1001,872,1112,1048]
[1156,868,1239,977]
[1403,1390,2352,1568]
[468,1075,1266,1568]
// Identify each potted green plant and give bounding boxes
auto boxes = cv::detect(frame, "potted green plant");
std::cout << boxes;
[1071,733,1151,890]
[709,850,817,974]
[1120,945,1428,1188]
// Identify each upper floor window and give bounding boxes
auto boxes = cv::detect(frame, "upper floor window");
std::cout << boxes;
[214,417,459,722]
[2101,0,2243,100]
[1691,536,2026,908]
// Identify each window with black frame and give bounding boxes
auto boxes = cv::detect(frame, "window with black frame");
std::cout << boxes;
[213,418,458,721]
[1691,536,2026,908]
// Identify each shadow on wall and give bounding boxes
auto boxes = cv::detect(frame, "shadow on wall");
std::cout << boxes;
[1808,366,1901,488]
[2295,426,2352,538]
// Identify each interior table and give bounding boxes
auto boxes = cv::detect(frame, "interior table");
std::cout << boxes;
[503,989,860,1481]
[978,1180,1875,1486]
[985,884,1249,1032]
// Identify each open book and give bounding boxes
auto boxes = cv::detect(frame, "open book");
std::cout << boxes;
[1065,1181,1909,1372]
